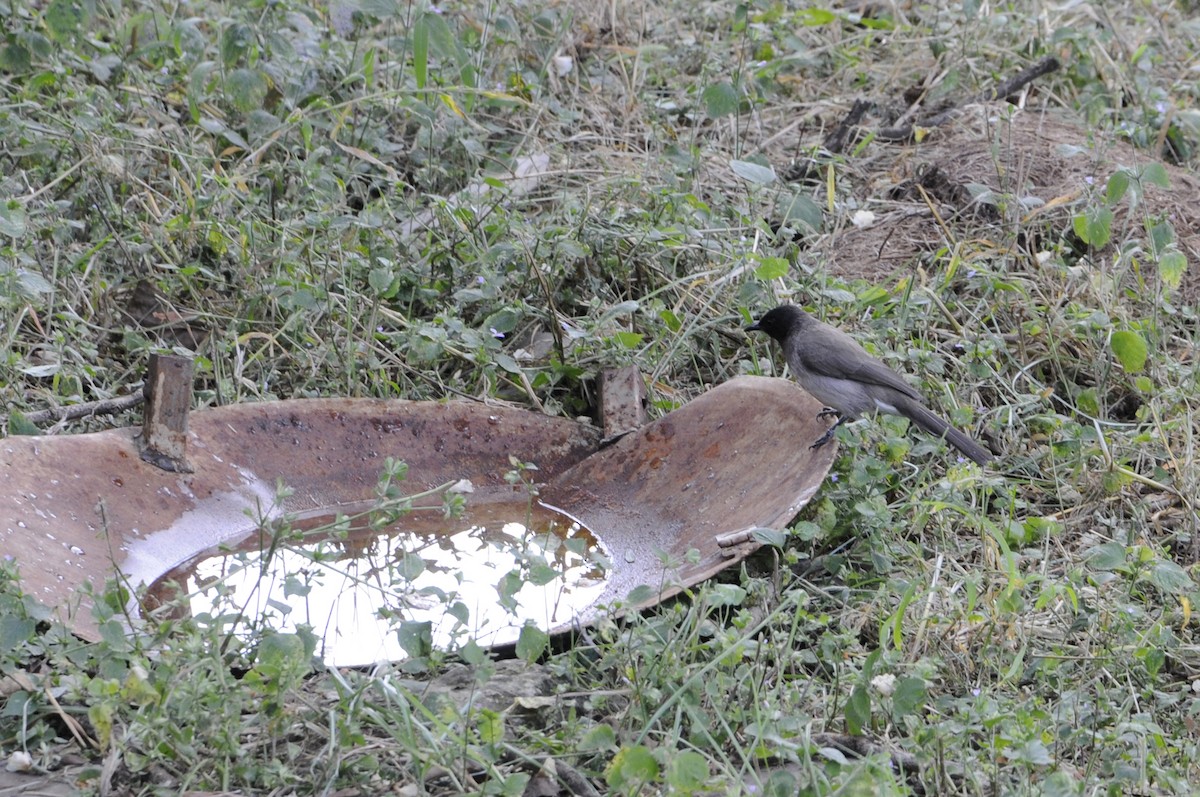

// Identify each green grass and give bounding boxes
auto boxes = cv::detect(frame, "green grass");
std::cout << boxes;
[3,0,1200,794]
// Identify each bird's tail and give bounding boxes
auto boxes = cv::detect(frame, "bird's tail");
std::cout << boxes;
[898,398,993,466]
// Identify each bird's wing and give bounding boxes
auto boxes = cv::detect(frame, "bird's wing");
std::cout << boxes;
[793,327,925,401]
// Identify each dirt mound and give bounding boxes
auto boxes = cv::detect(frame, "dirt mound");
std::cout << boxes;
[813,105,1200,303]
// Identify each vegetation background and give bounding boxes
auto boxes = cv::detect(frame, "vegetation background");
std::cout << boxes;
[2,0,1199,794]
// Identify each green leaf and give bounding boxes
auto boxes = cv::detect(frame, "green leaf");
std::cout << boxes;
[1022,516,1061,541]
[492,353,521,374]
[0,616,35,653]
[730,158,776,185]
[16,269,52,298]
[412,13,430,89]
[476,708,504,744]
[423,13,459,62]
[1086,542,1127,571]
[1076,387,1099,417]
[797,7,837,25]
[253,631,312,684]
[396,620,433,660]
[606,745,660,789]
[705,584,746,607]
[580,723,617,751]
[412,12,456,89]
[1104,170,1130,206]
[1158,250,1187,290]
[1041,771,1086,797]
[1110,330,1148,373]
[459,638,485,665]
[789,520,823,542]
[7,411,41,436]
[515,623,548,662]
[844,683,871,735]
[1147,219,1175,255]
[220,22,254,68]
[659,309,682,332]
[198,116,248,150]
[0,41,32,73]
[483,306,521,335]
[891,677,927,719]
[754,256,789,280]
[396,552,425,581]
[751,526,788,547]
[496,570,523,612]
[1071,206,1113,248]
[776,192,821,234]
[526,561,559,587]
[610,331,644,349]
[1141,162,1170,188]
[1145,559,1194,594]
[702,81,739,118]
[225,68,268,113]
[666,750,709,791]
[1010,739,1054,765]
[446,601,469,626]
[368,266,395,296]
[0,202,27,238]
[45,0,88,41]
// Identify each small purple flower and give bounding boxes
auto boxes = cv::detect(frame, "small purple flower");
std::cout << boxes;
[1084,175,1094,186]
[829,473,838,482]
[1156,101,1168,114]
[475,275,486,284]
[490,327,504,339]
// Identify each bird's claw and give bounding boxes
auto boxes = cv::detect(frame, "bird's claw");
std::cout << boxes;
[809,426,837,450]
[816,407,840,420]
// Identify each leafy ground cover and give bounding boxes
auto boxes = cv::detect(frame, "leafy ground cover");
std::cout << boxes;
[2,0,1199,794]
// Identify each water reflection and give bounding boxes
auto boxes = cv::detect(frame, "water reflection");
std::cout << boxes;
[148,496,610,666]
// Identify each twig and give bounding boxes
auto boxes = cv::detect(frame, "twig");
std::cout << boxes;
[14,392,145,428]
[924,55,1062,127]
[876,56,1062,142]
[823,99,873,154]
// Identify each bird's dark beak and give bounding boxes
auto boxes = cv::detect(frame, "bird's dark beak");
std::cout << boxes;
[745,320,761,332]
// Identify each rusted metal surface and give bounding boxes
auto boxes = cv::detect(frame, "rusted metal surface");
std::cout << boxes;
[598,365,647,439]
[1,399,602,640]
[541,375,836,615]
[3,377,835,651]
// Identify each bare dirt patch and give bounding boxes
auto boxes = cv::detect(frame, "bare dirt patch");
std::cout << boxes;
[807,105,1200,301]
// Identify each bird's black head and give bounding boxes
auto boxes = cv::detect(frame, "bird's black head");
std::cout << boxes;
[746,304,808,343]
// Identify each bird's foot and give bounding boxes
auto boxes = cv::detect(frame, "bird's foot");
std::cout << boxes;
[809,425,838,450]
[816,407,840,420]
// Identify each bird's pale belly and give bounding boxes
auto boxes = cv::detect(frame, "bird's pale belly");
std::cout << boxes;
[795,373,879,418]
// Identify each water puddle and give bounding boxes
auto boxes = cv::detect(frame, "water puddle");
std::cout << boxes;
[146,492,611,666]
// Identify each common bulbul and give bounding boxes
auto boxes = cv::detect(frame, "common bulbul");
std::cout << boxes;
[746,304,992,465]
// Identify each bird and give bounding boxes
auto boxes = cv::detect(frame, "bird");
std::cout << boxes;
[746,304,992,465]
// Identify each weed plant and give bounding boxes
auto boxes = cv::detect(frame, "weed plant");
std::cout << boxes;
[2,0,1199,794]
